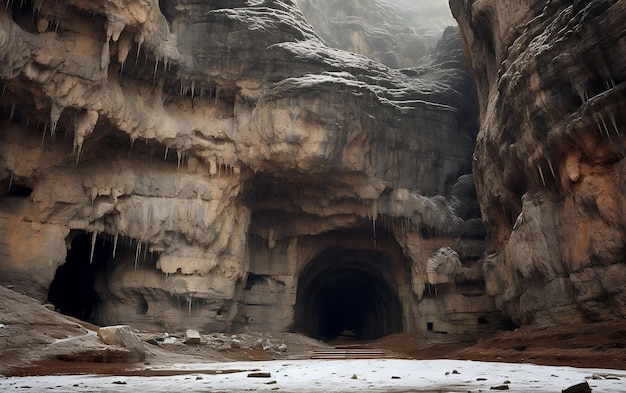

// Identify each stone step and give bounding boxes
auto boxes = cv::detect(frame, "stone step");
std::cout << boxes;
[309,348,396,360]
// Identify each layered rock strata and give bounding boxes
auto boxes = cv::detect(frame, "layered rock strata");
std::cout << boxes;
[451,0,626,324]
[0,0,489,336]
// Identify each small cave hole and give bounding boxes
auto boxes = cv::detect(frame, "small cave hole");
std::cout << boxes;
[427,322,434,331]
[0,178,32,197]
[245,273,268,290]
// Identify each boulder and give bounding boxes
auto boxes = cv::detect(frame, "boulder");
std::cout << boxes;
[97,325,146,360]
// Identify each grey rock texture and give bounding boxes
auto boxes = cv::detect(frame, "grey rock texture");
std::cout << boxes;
[451,0,626,324]
[0,0,489,336]
[294,0,455,68]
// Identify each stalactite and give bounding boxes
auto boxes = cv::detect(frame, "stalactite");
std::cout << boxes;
[112,233,118,259]
[89,231,97,264]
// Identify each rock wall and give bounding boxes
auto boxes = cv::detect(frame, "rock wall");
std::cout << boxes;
[451,0,626,324]
[294,0,453,68]
[0,0,492,336]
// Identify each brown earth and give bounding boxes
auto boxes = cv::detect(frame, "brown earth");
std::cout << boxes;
[1,285,625,377]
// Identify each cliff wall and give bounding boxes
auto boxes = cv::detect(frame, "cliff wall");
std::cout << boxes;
[0,0,491,336]
[451,0,626,324]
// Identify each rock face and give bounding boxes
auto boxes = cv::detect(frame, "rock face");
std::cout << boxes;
[294,0,455,68]
[0,0,490,337]
[451,0,626,324]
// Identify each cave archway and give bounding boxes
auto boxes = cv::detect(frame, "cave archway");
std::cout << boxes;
[295,248,403,341]
[48,231,112,322]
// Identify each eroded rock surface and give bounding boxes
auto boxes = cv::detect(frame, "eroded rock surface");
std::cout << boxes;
[451,0,626,324]
[0,0,489,336]
[294,0,455,68]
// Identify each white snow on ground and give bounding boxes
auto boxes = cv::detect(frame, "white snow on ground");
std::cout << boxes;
[2,359,625,392]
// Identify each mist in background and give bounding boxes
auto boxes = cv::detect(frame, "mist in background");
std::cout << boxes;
[295,0,459,68]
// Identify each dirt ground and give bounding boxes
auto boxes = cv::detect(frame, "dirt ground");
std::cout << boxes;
[1,285,625,377]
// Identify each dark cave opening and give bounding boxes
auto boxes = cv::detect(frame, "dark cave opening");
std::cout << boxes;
[48,231,112,323]
[295,248,403,341]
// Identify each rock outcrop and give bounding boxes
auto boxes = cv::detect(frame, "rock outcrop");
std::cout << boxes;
[451,0,626,324]
[0,0,490,337]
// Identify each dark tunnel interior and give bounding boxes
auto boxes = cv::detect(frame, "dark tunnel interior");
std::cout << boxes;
[295,248,403,341]
[48,231,112,322]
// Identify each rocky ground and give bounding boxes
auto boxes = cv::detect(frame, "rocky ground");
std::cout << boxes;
[1,285,625,378]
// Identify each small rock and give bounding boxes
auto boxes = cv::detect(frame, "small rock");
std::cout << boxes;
[445,371,450,376]
[184,329,201,344]
[277,343,288,352]
[477,378,488,381]
[452,369,460,374]
[562,381,591,393]
[391,376,401,379]
[490,385,509,390]
[605,376,620,380]
[248,372,272,378]
[262,339,273,351]
[112,381,127,385]
[265,380,277,385]
[162,337,177,344]
[252,339,264,349]
[230,339,243,348]
[196,376,203,380]
[351,374,358,380]
[591,374,602,380]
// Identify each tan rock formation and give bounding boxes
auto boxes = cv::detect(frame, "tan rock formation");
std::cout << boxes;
[0,0,491,337]
[451,0,626,324]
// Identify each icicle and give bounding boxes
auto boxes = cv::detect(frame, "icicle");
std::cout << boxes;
[152,57,159,85]
[538,164,546,187]
[135,242,141,269]
[89,231,97,264]
[547,158,556,179]
[73,110,98,164]
[50,102,62,139]
[9,104,15,123]
[1,83,6,98]
[135,36,144,66]
[177,150,182,169]
[117,34,131,68]
[8,175,13,192]
[188,295,192,316]
[164,146,169,160]
[190,80,195,99]
[112,233,118,258]
[599,113,611,139]
[608,111,620,137]
[54,17,59,33]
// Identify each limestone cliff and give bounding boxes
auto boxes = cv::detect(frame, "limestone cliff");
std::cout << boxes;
[0,0,490,337]
[451,0,626,324]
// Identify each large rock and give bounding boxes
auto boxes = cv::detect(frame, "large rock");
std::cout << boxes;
[0,0,491,335]
[451,0,626,324]
[97,325,146,361]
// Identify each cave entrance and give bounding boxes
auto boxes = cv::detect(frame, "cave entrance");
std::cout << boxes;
[48,231,113,322]
[295,248,403,341]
